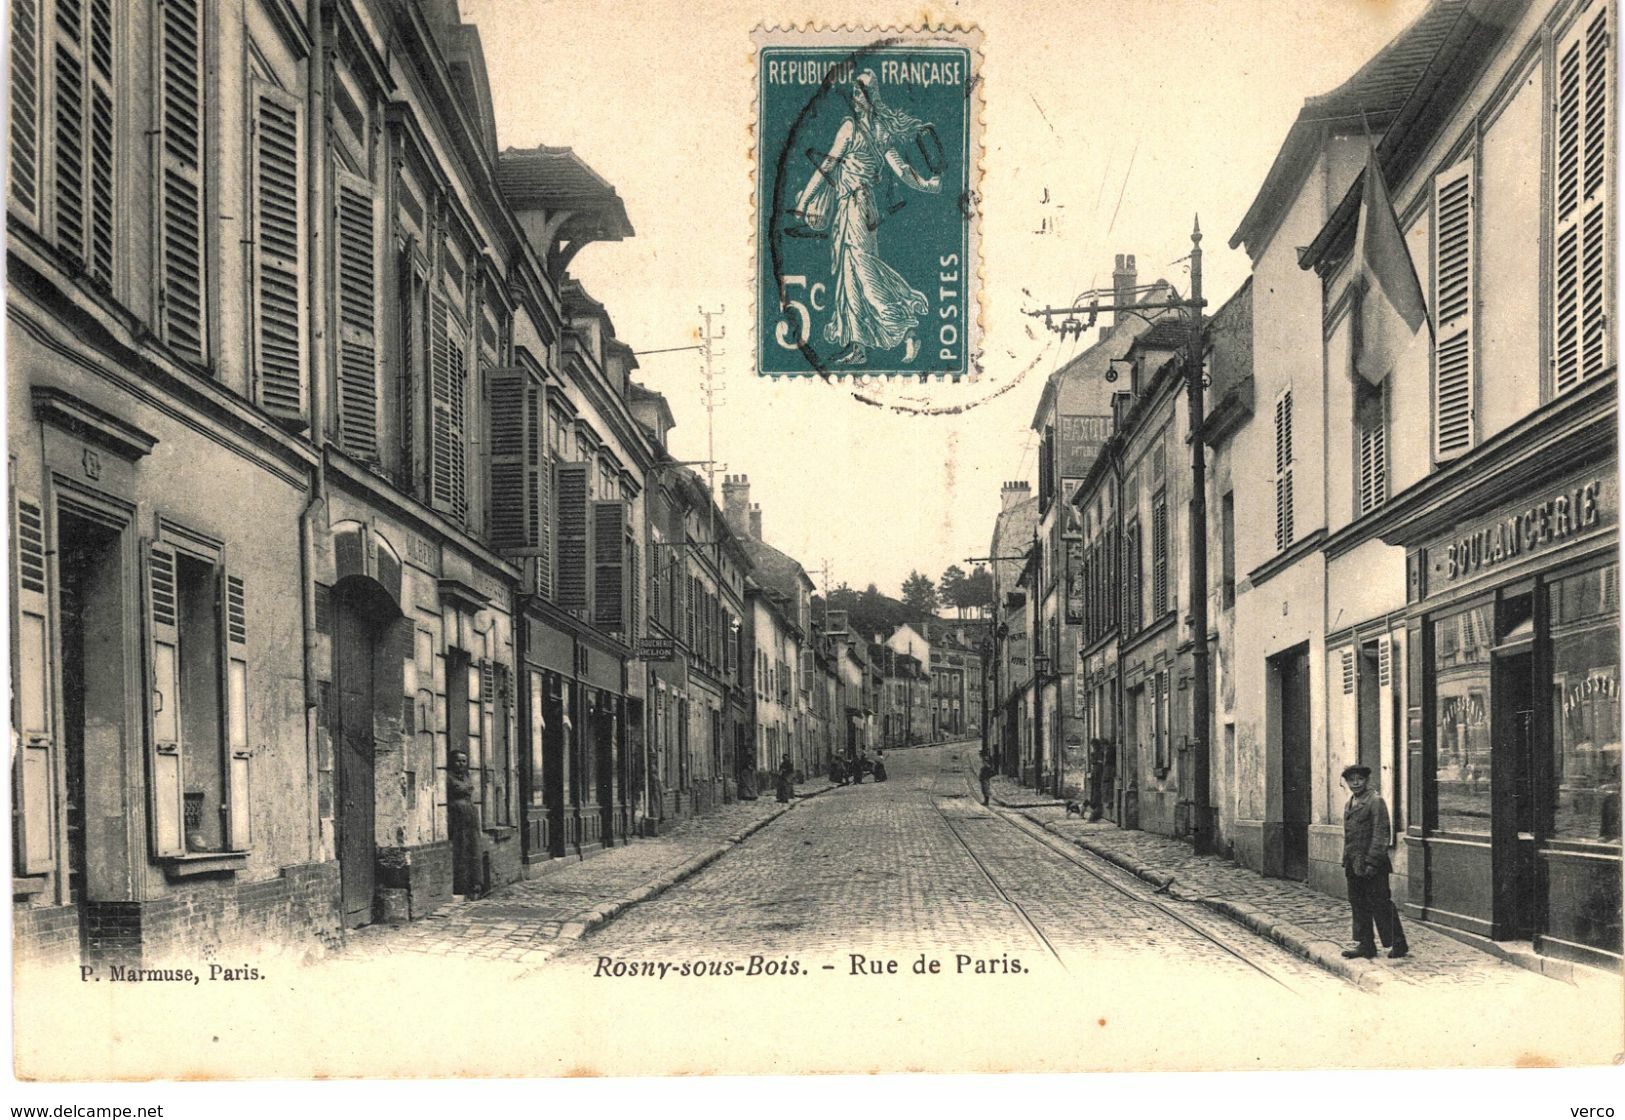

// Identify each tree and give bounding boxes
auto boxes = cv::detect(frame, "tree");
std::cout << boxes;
[962,566,995,617]
[900,570,938,618]
[938,565,968,616]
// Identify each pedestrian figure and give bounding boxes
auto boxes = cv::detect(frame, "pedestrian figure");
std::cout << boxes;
[1340,764,1408,959]
[448,751,486,900]
[978,748,995,807]
[776,756,795,804]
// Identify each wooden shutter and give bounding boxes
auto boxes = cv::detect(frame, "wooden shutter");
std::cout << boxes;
[628,537,641,642]
[1357,387,1387,516]
[555,461,591,614]
[1274,391,1294,550]
[143,541,186,857]
[488,366,527,552]
[51,0,85,261]
[220,568,251,850]
[594,502,626,633]
[335,169,379,460]
[1152,494,1168,617]
[430,291,468,519]
[10,0,41,220]
[157,0,206,362]
[1131,522,1143,627]
[85,0,112,283]
[12,493,54,874]
[252,82,305,425]
[1431,162,1474,459]
[528,386,550,596]
[1555,5,1612,394]
[489,367,551,599]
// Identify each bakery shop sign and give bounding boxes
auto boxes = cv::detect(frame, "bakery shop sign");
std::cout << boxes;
[1431,477,1610,585]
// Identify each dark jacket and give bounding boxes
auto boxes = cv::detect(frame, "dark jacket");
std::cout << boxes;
[1343,789,1393,875]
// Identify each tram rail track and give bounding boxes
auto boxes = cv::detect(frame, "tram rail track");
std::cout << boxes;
[924,758,1310,995]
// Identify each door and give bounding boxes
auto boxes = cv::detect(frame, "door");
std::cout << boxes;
[1493,646,1537,940]
[1276,645,1312,882]
[55,511,125,916]
[334,595,378,928]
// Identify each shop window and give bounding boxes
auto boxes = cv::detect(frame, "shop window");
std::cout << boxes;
[1549,563,1621,842]
[1431,603,1493,833]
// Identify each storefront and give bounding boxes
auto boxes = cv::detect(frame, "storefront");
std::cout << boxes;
[519,600,631,865]
[1391,382,1619,969]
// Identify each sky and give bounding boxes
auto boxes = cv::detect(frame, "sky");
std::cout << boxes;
[461,0,1431,598]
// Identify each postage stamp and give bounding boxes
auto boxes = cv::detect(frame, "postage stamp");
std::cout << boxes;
[754,26,984,380]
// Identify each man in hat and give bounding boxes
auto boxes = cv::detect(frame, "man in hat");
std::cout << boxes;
[1341,763,1408,959]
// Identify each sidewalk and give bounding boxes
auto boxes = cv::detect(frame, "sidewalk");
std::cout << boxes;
[344,791,817,967]
[989,775,1612,994]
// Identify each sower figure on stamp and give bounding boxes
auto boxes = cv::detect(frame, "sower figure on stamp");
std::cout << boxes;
[793,71,941,367]
[1341,764,1408,959]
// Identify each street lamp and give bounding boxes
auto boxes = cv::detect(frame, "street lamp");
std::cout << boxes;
[1024,217,1214,854]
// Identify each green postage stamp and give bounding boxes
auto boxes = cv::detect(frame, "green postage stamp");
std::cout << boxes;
[754,26,984,380]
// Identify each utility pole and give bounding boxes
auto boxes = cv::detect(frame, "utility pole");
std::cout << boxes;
[1025,218,1213,854]
[698,306,726,499]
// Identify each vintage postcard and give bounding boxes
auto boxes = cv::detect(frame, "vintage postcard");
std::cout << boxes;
[6,0,1623,1099]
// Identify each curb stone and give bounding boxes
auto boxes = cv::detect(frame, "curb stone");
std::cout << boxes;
[1015,809,1390,993]
[554,799,801,944]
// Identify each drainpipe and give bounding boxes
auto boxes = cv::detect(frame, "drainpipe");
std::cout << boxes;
[300,0,331,859]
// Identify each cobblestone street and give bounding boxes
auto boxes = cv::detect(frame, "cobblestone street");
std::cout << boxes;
[548,743,1347,996]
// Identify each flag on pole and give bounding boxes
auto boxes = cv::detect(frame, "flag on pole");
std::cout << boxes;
[1353,125,1430,384]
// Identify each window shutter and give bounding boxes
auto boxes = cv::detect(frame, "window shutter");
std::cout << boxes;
[1431,163,1474,458]
[554,461,591,614]
[1127,521,1142,634]
[1274,391,1294,550]
[10,0,41,220]
[488,365,527,552]
[220,568,251,850]
[85,0,112,283]
[157,0,206,362]
[143,541,186,857]
[490,367,551,597]
[335,169,379,460]
[528,386,550,597]
[52,0,85,262]
[430,291,468,519]
[252,82,305,425]
[593,502,626,633]
[1555,5,1611,394]
[1152,495,1168,617]
[628,536,641,642]
[1357,388,1387,516]
[688,576,698,649]
[12,493,55,874]
[1124,520,1137,633]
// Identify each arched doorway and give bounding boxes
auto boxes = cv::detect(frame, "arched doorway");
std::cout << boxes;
[332,575,401,928]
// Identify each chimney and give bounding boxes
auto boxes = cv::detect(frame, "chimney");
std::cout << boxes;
[722,474,751,537]
[1112,253,1137,327]
[1000,480,1031,511]
[749,503,762,541]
